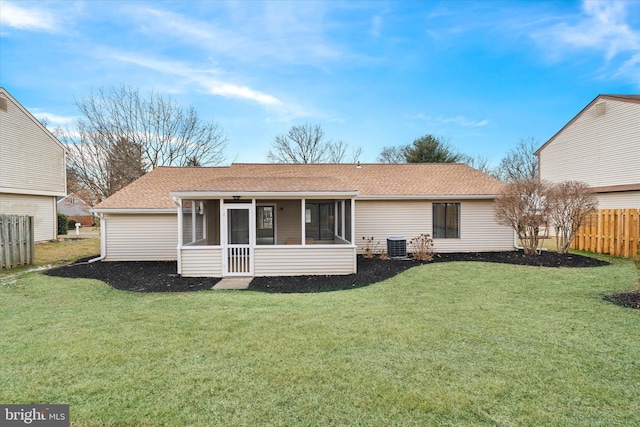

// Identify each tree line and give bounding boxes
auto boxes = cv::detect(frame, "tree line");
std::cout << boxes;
[50,85,540,205]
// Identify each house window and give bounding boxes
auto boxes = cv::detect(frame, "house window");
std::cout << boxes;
[433,203,460,238]
[305,203,335,240]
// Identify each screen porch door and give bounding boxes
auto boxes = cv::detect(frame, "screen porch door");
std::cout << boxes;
[224,204,254,276]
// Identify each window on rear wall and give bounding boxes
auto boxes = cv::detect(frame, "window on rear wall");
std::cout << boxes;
[433,203,460,238]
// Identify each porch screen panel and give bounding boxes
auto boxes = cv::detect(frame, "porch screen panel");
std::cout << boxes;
[256,206,275,245]
[305,203,335,241]
[229,209,250,244]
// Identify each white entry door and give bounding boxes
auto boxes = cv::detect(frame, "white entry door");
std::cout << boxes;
[224,204,254,276]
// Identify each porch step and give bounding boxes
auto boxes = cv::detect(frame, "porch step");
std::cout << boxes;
[212,277,252,290]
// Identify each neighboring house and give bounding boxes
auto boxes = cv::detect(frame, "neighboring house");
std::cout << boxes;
[92,163,514,277]
[535,94,640,208]
[57,193,94,226]
[0,88,67,241]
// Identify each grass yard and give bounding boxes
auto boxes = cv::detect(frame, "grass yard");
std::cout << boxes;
[0,232,100,277]
[1,255,639,426]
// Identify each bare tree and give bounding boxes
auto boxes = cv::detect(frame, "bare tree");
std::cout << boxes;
[494,178,551,255]
[460,154,494,175]
[494,137,539,182]
[377,145,408,163]
[267,123,359,163]
[63,85,227,202]
[547,181,598,254]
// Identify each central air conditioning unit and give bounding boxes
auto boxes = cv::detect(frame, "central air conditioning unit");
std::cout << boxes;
[387,236,407,259]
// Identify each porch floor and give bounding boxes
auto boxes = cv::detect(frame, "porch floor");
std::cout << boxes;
[212,277,252,290]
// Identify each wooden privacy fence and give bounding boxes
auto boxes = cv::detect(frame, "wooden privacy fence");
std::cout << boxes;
[572,209,639,258]
[0,215,35,269]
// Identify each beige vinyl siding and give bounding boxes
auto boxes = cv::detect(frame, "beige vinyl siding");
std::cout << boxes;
[266,199,301,244]
[0,92,66,195]
[180,247,222,277]
[596,191,640,209]
[355,200,429,250]
[104,213,177,261]
[254,246,356,276]
[539,99,640,188]
[355,199,513,253]
[0,193,56,241]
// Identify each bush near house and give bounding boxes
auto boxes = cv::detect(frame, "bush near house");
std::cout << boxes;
[57,213,69,235]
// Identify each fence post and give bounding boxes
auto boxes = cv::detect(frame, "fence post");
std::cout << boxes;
[0,215,34,269]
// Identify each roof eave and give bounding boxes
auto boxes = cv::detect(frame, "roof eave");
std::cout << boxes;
[92,208,177,214]
[170,190,359,199]
[356,194,500,200]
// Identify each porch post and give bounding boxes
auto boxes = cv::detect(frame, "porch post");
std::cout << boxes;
[340,200,346,240]
[201,201,207,241]
[220,198,225,274]
[301,198,306,246]
[191,199,197,242]
[177,198,183,274]
[351,197,357,273]
[351,197,356,244]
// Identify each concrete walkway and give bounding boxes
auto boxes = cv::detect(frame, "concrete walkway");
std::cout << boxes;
[212,277,252,290]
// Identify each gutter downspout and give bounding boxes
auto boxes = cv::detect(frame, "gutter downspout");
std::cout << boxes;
[89,213,106,263]
[513,230,524,250]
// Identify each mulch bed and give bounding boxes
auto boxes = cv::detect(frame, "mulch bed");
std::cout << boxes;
[46,259,221,292]
[603,291,640,310]
[46,250,609,293]
[249,251,610,293]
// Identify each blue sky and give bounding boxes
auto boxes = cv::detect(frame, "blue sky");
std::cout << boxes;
[1,0,639,166]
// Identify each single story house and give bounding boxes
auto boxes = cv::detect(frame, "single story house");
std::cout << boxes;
[57,193,94,226]
[92,163,515,277]
[535,94,640,208]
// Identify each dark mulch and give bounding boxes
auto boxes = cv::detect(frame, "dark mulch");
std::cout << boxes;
[45,251,610,294]
[45,258,220,292]
[604,290,640,310]
[250,251,610,293]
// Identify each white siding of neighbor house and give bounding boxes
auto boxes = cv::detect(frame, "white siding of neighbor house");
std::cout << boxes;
[355,199,514,253]
[539,98,640,188]
[254,246,356,276]
[595,191,640,209]
[0,91,66,196]
[103,213,177,261]
[180,247,223,277]
[0,193,57,241]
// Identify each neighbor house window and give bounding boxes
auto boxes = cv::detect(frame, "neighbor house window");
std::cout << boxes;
[305,203,335,240]
[433,203,460,238]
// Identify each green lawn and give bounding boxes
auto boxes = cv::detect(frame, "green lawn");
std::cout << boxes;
[1,256,639,426]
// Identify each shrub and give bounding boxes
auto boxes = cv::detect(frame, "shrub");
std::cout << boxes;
[494,179,550,255]
[409,233,434,261]
[362,236,379,259]
[57,213,69,235]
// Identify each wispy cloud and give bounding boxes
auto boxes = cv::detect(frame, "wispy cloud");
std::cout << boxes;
[0,1,59,32]
[409,113,489,127]
[126,4,343,67]
[532,0,640,84]
[112,53,281,106]
[31,110,76,127]
[109,52,316,121]
[370,15,383,37]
